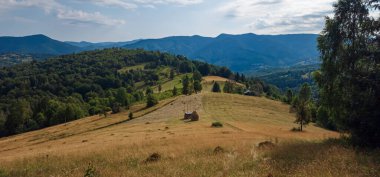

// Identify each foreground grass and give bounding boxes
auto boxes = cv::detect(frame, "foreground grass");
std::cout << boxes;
[1,139,378,177]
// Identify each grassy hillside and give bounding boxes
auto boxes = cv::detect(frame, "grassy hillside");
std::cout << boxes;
[0,48,235,137]
[1,93,376,177]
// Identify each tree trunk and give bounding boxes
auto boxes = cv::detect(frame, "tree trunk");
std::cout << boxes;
[300,121,303,131]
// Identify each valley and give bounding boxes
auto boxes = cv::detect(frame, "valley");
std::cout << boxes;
[0,1,379,176]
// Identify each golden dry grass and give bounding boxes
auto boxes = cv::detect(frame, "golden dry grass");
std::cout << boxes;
[0,93,378,177]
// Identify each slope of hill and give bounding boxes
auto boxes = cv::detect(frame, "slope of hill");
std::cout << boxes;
[253,64,320,91]
[124,33,319,72]
[0,34,79,55]
[0,48,241,137]
[0,92,361,177]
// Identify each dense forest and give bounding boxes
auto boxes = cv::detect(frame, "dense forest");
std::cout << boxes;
[255,64,319,91]
[281,0,380,147]
[0,48,282,137]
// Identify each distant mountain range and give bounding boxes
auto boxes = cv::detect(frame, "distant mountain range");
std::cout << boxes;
[0,33,320,72]
[65,40,141,51]
[123,33,319,72]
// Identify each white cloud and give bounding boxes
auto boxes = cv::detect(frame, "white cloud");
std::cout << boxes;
[218,0,335,34]
[82,0,203,9]
[57,9,126,25]
[81,0,138,10]
[0,0,125,26]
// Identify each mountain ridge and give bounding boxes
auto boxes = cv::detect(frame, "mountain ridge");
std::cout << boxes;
[124,33,319,72]
[0,33,319,72]
[0,34,80,55]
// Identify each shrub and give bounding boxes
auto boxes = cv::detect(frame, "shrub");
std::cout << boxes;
[146,94,158,108]
[211,121,223,128]
[84,163,97,177]
[129,112,133,120]
[212,82,221,92]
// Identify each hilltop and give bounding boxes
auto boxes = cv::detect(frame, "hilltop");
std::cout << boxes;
[0,35,80,55]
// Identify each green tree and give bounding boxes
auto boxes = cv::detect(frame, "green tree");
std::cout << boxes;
[169,69,175,80]
[316,0,380,147]
[145,87,153,95]
[5,100,32,134]
[286,89,293,104]
[158,84,162,93]
[172,86,178,96]
[193,80,202,93]
[294,83,312,131]
[193,70,203,82]
[129,112,134,120]
[316,106,336,130]
[223,81,234,93]
[182,75,191,95]
[0,111,7,136]
[212,82,221,92]
[146,94,158,108]
[111,102,121,114]
[34,112,46,127]
[116,87,128,106]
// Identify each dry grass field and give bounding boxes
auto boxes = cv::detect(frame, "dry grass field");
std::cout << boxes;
[0,92,379,177]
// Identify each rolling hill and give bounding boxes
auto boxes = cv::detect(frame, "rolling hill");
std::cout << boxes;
[0,92,354,177]
[0,34,79,55]
[124,33,320,72]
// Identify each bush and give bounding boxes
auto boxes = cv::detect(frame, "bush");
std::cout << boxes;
[129,112,133,120]
[146,94,158,108]
[84,163,97,177]
[211,121,223,128]
[212,82,221,92]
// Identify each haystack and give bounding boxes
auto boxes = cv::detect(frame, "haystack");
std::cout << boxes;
[183,111,199,121]
[191,111,199,121]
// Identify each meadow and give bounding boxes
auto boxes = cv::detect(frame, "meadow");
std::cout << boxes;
[0,92,378,177]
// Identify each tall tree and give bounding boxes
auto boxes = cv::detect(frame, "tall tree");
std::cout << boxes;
[172,86,178,96]
[316,0,380,147]
[146,94,158,108]
[182,75,191,95]
[294,83,312,131]
[286,89,293,104]
[5,100,32,134]
[193,80,202,93]
[0,111,7,136]
[169,69,175,80]
[193,70,203,82]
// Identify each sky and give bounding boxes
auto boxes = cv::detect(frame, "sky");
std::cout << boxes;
[0,0,336,42]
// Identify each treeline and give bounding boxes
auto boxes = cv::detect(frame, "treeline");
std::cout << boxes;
[315,0,379,147]
[0,48,234,137]
[285,0,379,148]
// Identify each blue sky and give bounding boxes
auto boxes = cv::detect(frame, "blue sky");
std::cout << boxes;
[0,0,335,42]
